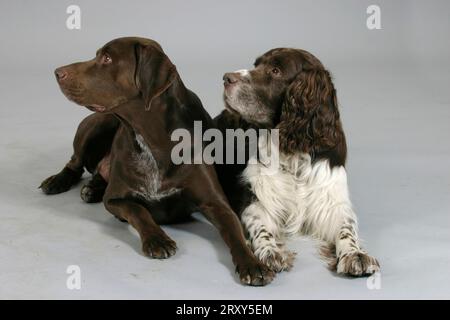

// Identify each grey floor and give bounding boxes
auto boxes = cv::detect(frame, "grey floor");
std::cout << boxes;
[1,0,449,299]
[1,63,449,299]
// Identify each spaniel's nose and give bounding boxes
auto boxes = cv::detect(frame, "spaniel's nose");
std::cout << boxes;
[223,72,240,85]
[54,68,68,81]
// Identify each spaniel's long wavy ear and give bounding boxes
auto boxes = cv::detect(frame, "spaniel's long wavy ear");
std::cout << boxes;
[278,68,344,156]
[135,44,177,111]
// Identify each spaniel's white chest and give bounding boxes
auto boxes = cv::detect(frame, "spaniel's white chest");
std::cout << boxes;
[242,152,311,231]
[242,145,350,237]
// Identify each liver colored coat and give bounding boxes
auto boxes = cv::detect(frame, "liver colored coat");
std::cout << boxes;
[40,37,274,286]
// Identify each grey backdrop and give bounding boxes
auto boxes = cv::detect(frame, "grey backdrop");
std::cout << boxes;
[0,0,449,299]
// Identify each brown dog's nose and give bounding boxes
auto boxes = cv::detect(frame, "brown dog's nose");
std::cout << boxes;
[54,68,68,81]
[223,72,240,85]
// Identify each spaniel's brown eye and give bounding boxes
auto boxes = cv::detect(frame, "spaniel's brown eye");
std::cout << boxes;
[271,67,281,75]
[102,54,112,64]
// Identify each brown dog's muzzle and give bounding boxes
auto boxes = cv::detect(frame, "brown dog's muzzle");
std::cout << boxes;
[54,64,104,112]
[54,67,68,82]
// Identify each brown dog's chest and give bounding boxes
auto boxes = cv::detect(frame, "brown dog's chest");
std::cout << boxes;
[108,124,180,202]
[131,133,180,201]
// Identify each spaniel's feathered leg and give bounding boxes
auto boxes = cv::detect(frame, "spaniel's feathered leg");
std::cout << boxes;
[308,167,380,276]
[241,201,296,272]
[334,218,380,276]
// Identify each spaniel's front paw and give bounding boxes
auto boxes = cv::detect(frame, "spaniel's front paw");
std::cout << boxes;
[337,251,380,277]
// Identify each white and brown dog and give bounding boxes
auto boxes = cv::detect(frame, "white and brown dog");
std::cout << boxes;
[214,48,380,276]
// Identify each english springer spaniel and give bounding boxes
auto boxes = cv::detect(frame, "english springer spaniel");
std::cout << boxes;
[214,48,380,276]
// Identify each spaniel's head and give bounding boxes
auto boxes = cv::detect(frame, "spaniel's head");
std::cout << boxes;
[223,48,346,162]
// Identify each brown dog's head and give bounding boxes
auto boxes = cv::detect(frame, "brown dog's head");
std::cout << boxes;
[55,37,177,112]
[222,48,345,156]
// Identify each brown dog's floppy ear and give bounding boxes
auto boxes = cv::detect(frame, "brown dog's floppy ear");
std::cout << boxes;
[135,44,177,111]
[278,68,344,156]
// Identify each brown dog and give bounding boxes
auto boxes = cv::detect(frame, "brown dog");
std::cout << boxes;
[40,37,274,286]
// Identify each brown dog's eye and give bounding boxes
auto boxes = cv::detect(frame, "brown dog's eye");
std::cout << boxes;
[101,54,112,64]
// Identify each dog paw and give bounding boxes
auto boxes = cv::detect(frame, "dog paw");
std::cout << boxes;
[39,168,81,195]
[142,234,177,259]
[80,184,104,203]
[260,249,296,273]
[236,260,275,286]
[337,251,380,277]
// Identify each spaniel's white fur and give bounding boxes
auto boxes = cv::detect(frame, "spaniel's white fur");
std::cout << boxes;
[241,134,379,275]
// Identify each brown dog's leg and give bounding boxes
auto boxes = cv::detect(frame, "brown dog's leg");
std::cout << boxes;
[80,152,110,203]
[186,166,275,286]
[39,163,83,195]
[40,113,119,195]
[105,199,177,259]
[80,172,107,203]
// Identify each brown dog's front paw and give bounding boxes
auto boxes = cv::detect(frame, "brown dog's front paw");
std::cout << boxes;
[236,260,275,286]
[40,168,81,195]
[80,184,105,203]
[80,173,107,203]
[337,252,380,277]
[142,234,177,259]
